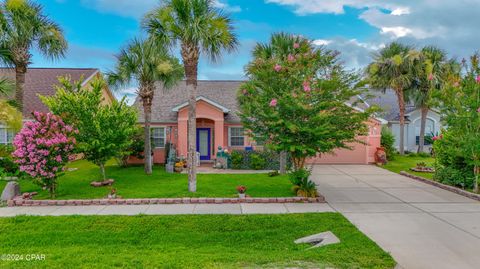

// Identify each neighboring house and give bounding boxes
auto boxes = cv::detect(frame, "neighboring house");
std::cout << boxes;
[132,80,384,165]
[0,68,115,145]
[364,89,443,152]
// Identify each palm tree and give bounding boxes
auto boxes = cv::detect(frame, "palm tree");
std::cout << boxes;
[107,38,184,174]
[410,46,451,152]
[367,42,416,155]
[144,0,238,192]
[0,77,14,96]
[0,0,67,111]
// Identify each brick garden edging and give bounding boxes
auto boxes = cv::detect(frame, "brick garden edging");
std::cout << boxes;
[400,171,480,202]
[7,196,325,207]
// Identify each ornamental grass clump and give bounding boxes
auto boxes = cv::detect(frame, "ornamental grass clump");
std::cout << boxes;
[12,112,77,197]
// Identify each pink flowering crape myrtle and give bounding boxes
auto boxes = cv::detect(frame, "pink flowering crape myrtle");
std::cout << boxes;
[12,112,77,198]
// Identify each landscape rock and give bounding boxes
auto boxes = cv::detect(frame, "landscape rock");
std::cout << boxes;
[1,181,21,201]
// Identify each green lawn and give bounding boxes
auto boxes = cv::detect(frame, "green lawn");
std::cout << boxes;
[0,213,396,269]
[382,155,435,179]
[0,160,294,199]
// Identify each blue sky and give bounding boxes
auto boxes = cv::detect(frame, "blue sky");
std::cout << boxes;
[33,0,480,101]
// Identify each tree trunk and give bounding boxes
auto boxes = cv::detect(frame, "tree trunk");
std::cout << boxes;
[182,44,200,193]
[418,105,429,153]
[292,156,306,171]
[279,151,287,174]
[143,103,153,175]
[49,178,57,199]
[99,163,107,181]
[15,66,26,113]
[396,89,406,155]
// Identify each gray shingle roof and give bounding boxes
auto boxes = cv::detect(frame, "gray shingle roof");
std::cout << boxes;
[135,80,244,123]
[0,68,99,119]
[362,89,417,122]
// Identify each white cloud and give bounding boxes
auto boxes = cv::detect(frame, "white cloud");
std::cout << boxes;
[312,39,332,46]
[267,0,480,62]
[265,0,399,15]
[380,27,412,38]
[391,7,410,16]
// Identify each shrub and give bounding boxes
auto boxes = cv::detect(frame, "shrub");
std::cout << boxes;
[293,178,318,198]
[249,153,266,170]
[0,144,14,158]
[288,168,311,186]
[434,166,474,189]
[289,168,317,197]
[381,126,396,160]
[229,150,291,170]
[230,151,243,169]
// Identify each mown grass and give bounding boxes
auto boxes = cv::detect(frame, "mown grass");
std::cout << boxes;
[0,213,396,269]
[0,160,293,199]
[382,154,435,179]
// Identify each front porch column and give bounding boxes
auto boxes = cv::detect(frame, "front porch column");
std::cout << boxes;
[214,119,224,157]
[178,119,188,158]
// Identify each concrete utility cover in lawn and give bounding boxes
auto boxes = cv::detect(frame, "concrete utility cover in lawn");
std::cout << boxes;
[294,231,340,249]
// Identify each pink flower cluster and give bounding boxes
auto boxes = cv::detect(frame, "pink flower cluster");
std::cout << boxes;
[432,134,443,141]
[12,112,77,180]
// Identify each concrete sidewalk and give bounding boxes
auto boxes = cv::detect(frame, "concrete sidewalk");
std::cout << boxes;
[312,165,480,269]
[0,203,334,217]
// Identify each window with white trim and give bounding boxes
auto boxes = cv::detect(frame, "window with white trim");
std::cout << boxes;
[151,127,166,148]
[0,127,14,145]
[229,127,245,146]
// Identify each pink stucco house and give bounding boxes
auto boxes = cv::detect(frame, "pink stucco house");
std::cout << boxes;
[131,80,384,165]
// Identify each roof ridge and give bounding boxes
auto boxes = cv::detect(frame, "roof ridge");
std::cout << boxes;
[0,67,98,70]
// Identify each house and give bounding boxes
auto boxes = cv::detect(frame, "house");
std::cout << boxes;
[364,89,443,152]
[132,80,384,165]
[0,68,115,145]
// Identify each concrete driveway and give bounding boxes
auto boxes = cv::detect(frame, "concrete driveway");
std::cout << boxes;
[311,165,480,269]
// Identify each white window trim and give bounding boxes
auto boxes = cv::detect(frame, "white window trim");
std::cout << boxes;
[0,126,6,145]
[151,127,167,149]
[228,126,245,147]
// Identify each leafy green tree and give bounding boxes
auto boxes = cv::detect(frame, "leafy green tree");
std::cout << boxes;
[0,0,67,111]
[144,0,238,192]
[41,77,137,181]
[250,32,306,174]
[107,38,183,175]
[367,42,415,155]
[439,54,480,192]
[239,35,374,170]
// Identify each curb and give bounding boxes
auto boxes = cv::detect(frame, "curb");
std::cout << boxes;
[400,171,480,202]
[7,196,326,207]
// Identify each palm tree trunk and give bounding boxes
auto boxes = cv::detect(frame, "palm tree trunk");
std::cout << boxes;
[143,98,153,175]
[15,66,27,112]
[418,105,429,153]
[396,89,406,155]
[182,44,199,193]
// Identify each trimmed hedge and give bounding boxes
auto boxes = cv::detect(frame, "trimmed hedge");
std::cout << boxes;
[230,150,291,170]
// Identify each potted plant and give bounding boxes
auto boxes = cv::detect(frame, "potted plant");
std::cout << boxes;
[236,185,247,198]
[174,162,183,173]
